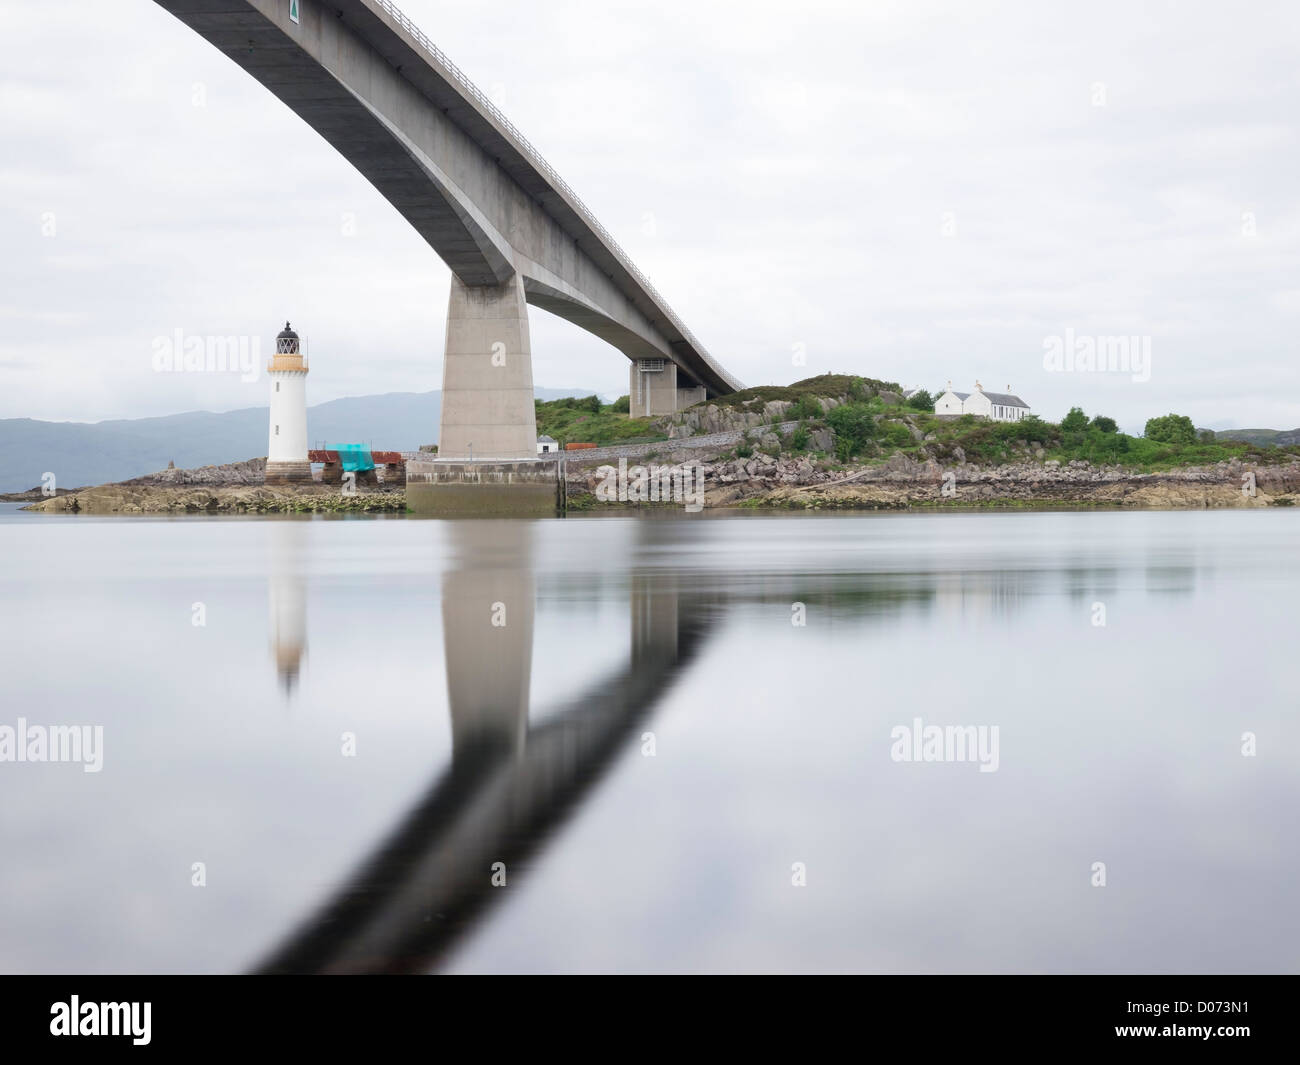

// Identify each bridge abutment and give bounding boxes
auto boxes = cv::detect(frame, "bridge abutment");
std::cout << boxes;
[438,274,538,461]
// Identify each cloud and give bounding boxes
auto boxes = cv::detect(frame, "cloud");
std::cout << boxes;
[1,0,1298,428]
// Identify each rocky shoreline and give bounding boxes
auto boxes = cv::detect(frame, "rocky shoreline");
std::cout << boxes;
[24,484,407,515]
[13,448,1300,516]
[17,458,407,514]
[567,452,1300,510]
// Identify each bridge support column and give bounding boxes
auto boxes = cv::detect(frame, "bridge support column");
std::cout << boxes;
[630,358,679,417]
[438,274,538,461]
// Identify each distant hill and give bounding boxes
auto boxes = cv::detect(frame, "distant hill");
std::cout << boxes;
[0,388,593,493]
[1213,428,1300,447]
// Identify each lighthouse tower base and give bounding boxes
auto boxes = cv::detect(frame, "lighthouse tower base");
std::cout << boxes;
[265,461,313,486]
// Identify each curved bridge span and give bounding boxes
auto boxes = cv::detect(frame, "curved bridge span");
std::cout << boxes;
[152,0,743,457]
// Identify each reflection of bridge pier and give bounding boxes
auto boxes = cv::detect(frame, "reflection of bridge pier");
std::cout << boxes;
[257,524,709,974]
[443,523,533,758]
[631,573,678,668]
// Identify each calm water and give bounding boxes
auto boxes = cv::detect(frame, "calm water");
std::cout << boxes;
[0,502,1296,974]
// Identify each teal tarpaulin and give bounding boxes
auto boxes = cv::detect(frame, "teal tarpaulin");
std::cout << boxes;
[330,444,374,472]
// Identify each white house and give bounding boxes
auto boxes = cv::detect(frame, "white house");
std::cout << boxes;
[536,435,559,455]
[934,382,1031,422]
[934,386,969,416]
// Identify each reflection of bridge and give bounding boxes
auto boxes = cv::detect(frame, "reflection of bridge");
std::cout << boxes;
[258,521,711,973]
[152,0,743,463]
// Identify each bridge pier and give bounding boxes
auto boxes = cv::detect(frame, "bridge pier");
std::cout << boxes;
[630,359,707,416]
[438,274,538,461]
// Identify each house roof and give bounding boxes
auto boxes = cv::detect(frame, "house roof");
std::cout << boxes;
[944,391,971,401]
[979,392,1029,408]
[537,435,557,442]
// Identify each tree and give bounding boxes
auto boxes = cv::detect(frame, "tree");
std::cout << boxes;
[907,389,934,410]
[1198,428,1216,443]
[1060,407,1089,432]
[1090,415,1118,433]
[611,395,630,413]
[826,403,877,457]
[1144,413,1196,445]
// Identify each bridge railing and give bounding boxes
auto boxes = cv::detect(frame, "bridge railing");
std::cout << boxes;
[372,0,734,388]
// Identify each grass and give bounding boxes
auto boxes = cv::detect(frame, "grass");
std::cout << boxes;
[534,395,667,448]
[690,373,902,411]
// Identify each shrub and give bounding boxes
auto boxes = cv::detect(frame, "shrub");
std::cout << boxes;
[1090,415,1118,433]
[790,394,823,420]
[611,395,630,413]
[790,425,810,451]
[1144,413,1196,445]
[735,443,753,458]
[906,389,934,410]
[1061,407,1089,432]
[878,420,914,449]
[826,402,877,457]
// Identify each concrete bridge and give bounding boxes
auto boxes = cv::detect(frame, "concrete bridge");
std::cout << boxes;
[152,0,743,461]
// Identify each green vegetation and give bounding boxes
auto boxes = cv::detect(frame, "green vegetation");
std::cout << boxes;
[906,389,934,411]
[1060,407,1089,432]
[533,395,666,447]
[900,406,1296,470]
[1144,413,1197,445]
[695,373,902,412]
[789,393,825,420]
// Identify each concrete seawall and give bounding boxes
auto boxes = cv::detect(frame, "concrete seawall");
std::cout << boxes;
[406,460,565,517]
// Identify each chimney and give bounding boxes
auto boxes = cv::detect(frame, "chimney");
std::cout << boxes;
[975,380,983,391]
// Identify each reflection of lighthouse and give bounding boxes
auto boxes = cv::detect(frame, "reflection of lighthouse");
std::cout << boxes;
[269,521,309,694]
[265,321,311,484]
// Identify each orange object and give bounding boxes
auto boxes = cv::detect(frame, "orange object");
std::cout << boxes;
[564,442,597,450]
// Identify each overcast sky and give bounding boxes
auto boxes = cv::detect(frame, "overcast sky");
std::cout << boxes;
[2,0,1298,431]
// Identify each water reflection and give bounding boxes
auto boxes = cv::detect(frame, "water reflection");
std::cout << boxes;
[268,521,308,695]
[242,514,1245,974]
[1,508,1292,973]
[258,521,713,973]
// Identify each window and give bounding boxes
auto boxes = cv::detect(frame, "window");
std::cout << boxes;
[276,382,280,393]
[275,425,280,436]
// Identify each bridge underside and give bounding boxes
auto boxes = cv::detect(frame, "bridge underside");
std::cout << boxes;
[152,0,742,460]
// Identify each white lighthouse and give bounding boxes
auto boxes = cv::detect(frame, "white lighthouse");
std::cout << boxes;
[266,321,311,484]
